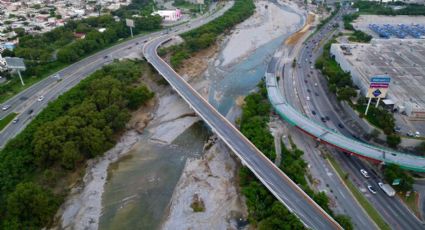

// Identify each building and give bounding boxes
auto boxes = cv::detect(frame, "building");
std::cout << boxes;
[152,9,182,21]
[331,39,425,118]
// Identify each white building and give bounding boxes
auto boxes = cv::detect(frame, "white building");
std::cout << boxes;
[152,9,182,21]
[331,39,425,118]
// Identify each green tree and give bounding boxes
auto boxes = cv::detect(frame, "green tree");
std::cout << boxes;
[335,215,353,230]
[4,182,59,229]
[386,134,401,148]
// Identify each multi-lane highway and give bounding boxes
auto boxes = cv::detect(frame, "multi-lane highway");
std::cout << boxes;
[143,29,342,230]
[274,5,424,229]
[264,6,425,172]
[0,2,232,148]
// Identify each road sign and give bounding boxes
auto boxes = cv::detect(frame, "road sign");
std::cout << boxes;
[366,75,391,98]
[126,19,134,28]
[392,178,401,186]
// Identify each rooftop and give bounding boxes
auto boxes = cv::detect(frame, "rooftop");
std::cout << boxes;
[332,39,425,111]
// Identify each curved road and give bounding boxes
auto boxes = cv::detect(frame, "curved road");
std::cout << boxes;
[143,32,342,230]
[0,2,230,148]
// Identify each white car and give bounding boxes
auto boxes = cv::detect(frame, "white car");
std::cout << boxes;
[12,117,19,124]
[415,131,421,138]
[378,182,384,189]
[367,185,377,194]
[314,83,318,87]
[2,104,10,111]
[360,169,370,178]
[37,96,44,102]
[306,96,310,101]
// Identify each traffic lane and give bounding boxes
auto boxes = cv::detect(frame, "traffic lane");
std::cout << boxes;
[146,40,341,229]
[349,156,423,229]
[338,153,422,230]
[297,131,375,229]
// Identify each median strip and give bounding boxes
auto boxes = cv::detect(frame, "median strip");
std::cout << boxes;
[0,112,17,132]
[327,155,391,230]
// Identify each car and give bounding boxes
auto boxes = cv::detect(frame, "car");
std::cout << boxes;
[306,96,310,101]
[325,116,330,121]
[315,92,319,96]
[378,182,384,189]
[338,123,344,129]
[307,89,311,93]
[37,96,44,102]
[104,55,108,59]
[321,117,326,122]
[304,80,308,83]
[28,109,33,114]
[367,185,377,194]
[312,110,316,115]
[407,131,414,137]
[360,169,370,178]
[135,42,139,45]
[2,104,10,111]
[415,131,421,138]
[314,83,318,87]
[12,118,19,124]
[394,126,401,132]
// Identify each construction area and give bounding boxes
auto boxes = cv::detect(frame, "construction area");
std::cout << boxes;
[331,39,425,119]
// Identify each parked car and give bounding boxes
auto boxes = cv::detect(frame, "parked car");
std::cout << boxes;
[37,96,44,102]
[321,117,326,122]
[338,123,344,129]
[312,110,316,115]
[360,169,370,178]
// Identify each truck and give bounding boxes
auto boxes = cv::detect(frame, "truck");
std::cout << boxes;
[378,182,396,197]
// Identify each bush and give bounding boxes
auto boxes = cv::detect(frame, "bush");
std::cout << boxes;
[0,60,154,227]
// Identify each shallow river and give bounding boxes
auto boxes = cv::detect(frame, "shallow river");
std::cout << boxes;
[98,5,304,229]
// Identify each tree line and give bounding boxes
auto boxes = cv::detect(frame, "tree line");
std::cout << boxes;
[0,60,154,229]
[238,81,353,230]
[166,0,255,68]
[1,0,161,101]
[354,1,425,15]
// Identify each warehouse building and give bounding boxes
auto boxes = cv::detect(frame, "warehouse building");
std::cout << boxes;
[331,39,425,118]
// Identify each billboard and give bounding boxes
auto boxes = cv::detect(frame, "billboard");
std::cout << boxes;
[366,75,391,98]
[126,19,134,28]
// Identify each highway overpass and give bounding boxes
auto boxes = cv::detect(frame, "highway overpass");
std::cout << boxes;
[143,36,342,229]
[265,63,425,172]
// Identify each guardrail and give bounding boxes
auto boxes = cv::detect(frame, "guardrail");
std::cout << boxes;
[266,69,425,172]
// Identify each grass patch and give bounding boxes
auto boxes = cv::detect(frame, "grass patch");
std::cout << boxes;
[327,155,391,230]
[0,112,17,131]
[190,195,205,212]
[401,192,421,219]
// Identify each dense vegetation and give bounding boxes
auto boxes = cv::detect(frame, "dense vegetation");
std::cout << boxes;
[355,97,395,135]
[167,0,255,68]
[354,1,425,15]
[0,60,154,229]
[384,164,414,192]
[342,13,372,43]
[1,0,161,101]
[238,81,353,229]
[315,39,357,102]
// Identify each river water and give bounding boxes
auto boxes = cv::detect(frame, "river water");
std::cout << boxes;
[98,4,304,230]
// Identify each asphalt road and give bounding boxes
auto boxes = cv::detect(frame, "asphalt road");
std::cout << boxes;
[0,2,229,148]
[288,6,424,229]
[143,26,342,230]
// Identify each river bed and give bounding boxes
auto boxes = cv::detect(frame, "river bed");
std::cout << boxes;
[98,1,305,229]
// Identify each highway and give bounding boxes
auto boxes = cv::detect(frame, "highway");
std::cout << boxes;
[264,6,425,172]
[143,29,342,230]
[276,5,423,229]
[0,2,231,148]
